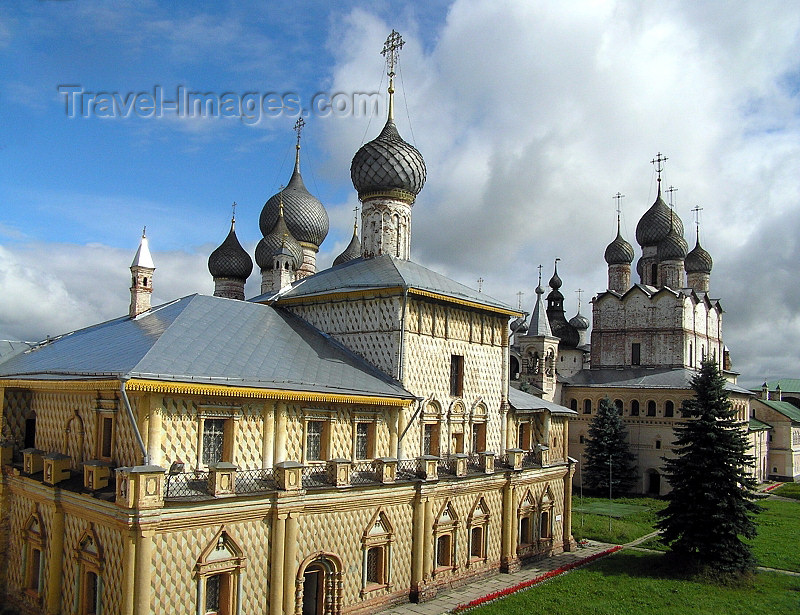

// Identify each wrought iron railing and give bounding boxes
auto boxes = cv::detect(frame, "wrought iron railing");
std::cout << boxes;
[396,458,422,479]
[521,451,540,468]
[437,454,454,476]
[466,453,482,474]
[350,461,379,486]
[235,468,277,494]
[164,470,210,500]
[301,465,327,488]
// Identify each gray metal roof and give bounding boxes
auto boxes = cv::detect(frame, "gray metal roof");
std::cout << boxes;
[563,367,752,395]
[256,255,516,313]
[508,386,577,415]
[0,295,414,399]
[0,340,36,366]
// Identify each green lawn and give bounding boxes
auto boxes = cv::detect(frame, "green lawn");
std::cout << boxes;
[748,499,800,571]
[572,496,665,544]
[772,483,800,500]
[467,551,800,615]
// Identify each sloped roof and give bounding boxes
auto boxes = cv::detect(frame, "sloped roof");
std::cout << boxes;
[756,399,800,423]
[748,417,772,431]
[0,340,36,366]
[563,367,752,395]
[0,295,414,400]
[255,255,518,314]
[508,386,576,415]
[759,379,800,394]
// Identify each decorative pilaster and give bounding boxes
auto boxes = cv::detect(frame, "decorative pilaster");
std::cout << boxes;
[262,402,275,469]
[133,530,154,615]
[45,505,64,615]
[270,512,286,615]
[283,512,299,614]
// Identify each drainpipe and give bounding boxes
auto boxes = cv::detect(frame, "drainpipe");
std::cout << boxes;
[398,287,409,383]
[120,378,149,466]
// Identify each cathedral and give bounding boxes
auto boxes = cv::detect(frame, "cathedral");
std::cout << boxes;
[510,156,760,494]
[0,32,577,615]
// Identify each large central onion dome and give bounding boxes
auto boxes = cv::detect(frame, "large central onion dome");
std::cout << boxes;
[635,187,684,247]
[685,240,713,273]
[350,118,426,201]
[208,220,253,280]
[259,159,329,248]
[604,230,635,265]
[657,224,688,260]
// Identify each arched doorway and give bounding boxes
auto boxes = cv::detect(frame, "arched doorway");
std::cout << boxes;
[647,470,661,495]
[297,554,342,615]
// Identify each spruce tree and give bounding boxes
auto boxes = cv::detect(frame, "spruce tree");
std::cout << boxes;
[656,358,760,576]
[583,396,637,496]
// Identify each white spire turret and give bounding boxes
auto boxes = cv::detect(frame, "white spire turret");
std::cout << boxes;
[129,228,155,318]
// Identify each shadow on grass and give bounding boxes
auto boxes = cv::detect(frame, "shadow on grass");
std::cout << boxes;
[590,550,759,587]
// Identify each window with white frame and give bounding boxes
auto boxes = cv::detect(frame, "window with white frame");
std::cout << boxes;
[306,421,324,462]
[76,527,103,615]
[433,501,458,574]
[196,529,246,615]
[23,512,45,598]
[467,497,490,563]
[539,489,554,541]
[361,510,393,594]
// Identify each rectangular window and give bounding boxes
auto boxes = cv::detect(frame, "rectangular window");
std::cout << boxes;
[28,547,42,592]
[423,423,440,456]
[471,423,486,453]
[632,343,641,366]
[206,574,220,613]
[82,570,99,615]
[355,422,373,460]
[452,431,465,454]
[540,511,551,539]
[450,355,464,397]
[366,546,385,585]
[436,534,452,568]
[100,415,114,459]
[517,422,531,449]
[470,527,483,558]
[655,440,661,450]
[306,421,323,462]
[202,419,226,466]
[520,516,532,545]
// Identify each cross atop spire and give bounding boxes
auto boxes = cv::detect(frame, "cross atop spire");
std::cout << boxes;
[651,152,668,188]
[666,185,678,208]
[575,288,584,312]
[477,277,484,293]
[538,264,543,285]
[382,30,404,78]
[278,185,285,217]
[516,291,524,310]
[353,205,359,233]
[142,226,147,238]
[231,201,237,228]
[381,30,404,121]
[691,205,704,241]
[293,117,304,149]
[613,192,625,232]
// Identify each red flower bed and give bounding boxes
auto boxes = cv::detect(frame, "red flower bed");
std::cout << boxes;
[453,545,623,613]
[763,483,783,492]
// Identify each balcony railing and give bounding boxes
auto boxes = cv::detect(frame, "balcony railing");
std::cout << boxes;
[164,470,210,500]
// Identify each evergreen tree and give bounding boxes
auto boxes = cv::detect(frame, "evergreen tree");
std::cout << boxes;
[656,358,760,576]
[583,396,637,496]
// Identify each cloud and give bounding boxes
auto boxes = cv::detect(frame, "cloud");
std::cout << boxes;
[320,0,800,386]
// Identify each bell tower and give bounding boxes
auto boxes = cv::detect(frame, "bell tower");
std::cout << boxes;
[129,228,154,318]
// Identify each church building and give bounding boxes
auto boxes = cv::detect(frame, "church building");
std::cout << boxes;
[0,32,577,615]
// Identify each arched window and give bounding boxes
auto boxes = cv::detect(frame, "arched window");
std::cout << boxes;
[630,400,640,416]
[517,490,535,548]
[664,401,674,418]
[196,529,246,615]
[467,497,490,563]
[583,399,592,414]
[23,512,45,598]
[76,527,103,615]
[650,263,658,286]
[570,399,578,412]
[433,501,458,574]
[647,400,656,417]
[614,399,623,415]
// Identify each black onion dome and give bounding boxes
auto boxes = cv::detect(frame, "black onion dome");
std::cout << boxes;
[208,222,253,280]
[350,119,426,200]
[657,226,688,260]
[685,240,712,273]
[510,317,528,334]
[604,231,635,265]
[259,164,329,248]
[333,228,361,267]
[549,267,563,291]
[569,312,590,331]
[635,189,684,247]
[255,213,303,271]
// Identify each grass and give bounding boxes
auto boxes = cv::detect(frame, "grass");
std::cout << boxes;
[572,495,665,544]
[772,483,800,500]
[748,499,800,571]
[467,550,800,615]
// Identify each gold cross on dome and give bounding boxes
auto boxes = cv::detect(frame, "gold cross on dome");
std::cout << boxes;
[382,30,404,77]
[293,117,305,148]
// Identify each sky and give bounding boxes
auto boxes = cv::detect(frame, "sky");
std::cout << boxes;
[1,0,799,388]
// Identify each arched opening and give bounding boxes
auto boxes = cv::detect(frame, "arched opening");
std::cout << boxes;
[647,400,656,417]
[614,399,623,415]
[664,401,674,418]
[297,554,342,615]
[509,355,520,381]
[630,400,640,416]
[647,470,661,495]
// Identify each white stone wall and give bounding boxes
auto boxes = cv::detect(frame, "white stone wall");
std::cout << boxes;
[360,198,412,260]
